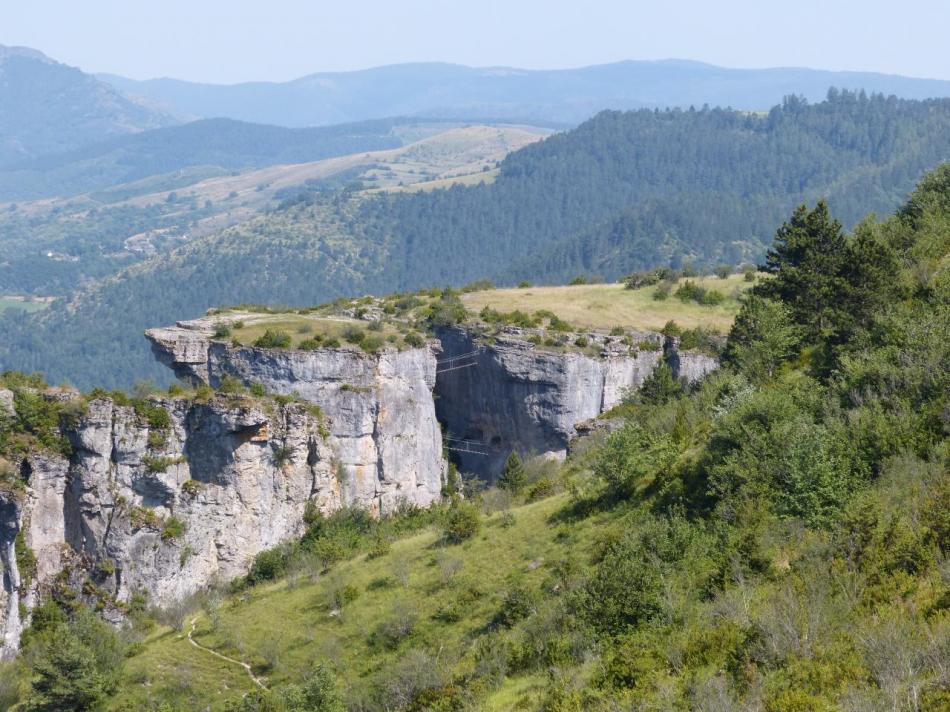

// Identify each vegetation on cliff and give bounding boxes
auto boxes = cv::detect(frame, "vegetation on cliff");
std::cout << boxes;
[0,163,943,710]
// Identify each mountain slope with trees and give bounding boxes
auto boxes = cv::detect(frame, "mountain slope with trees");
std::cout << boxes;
[3,91,950,389]
[0,45,176,167]
[2,164,947,712]
[0,117,437,202]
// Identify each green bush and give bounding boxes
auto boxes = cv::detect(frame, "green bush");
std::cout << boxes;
[404,332,426,348]
[247,545,293,585]
[442,501,482,544]
[161,517,186,540]
[595,422,678,496]
[573,534,662,636]
[495,585,538,628]
[254,330,292,349]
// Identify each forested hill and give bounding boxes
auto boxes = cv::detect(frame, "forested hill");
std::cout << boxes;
[4,91,950,389]
[0,117,412,201]
[369,91,950,286]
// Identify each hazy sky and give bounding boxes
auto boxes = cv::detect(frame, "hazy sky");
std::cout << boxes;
[4,0,950,83]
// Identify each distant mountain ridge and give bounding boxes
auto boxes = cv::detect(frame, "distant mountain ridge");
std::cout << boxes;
[100,59,950,127]
[0,44,177,166]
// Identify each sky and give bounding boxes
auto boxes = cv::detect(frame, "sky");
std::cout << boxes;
[4,0,950,84]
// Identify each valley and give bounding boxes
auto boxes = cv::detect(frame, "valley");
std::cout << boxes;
[0,28,948,711]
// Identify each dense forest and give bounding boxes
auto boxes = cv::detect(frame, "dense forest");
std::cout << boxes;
[3,91,950,389]
[2,164,947,711]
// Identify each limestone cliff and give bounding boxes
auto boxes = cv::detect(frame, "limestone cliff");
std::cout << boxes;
[147,322,446,514]
[0,393,338,657]
[434,326,718,477]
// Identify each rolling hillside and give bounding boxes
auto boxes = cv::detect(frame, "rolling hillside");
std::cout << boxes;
[7,167,947,711]
[0,45,176,167]
[3,92,950,389]
[0,117,417,202]
[0,124,547,296]
[101,59,950,127]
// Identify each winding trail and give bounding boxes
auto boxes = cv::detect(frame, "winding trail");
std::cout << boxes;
[187,618,268,690]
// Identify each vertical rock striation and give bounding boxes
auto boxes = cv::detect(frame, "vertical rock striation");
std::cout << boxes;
[147,324,446,514]
[434,326,718,478]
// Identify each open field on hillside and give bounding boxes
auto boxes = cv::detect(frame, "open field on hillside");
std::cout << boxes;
[462,274,752,333]
[223,313,408,349]
[0,296,52,313]
[111,492,594,710]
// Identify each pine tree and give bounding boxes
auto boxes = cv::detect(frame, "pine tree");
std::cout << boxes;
[498,453,527,493]
[756,201,848,342]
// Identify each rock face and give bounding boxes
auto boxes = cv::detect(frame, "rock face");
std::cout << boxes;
[0,394,338,657]
[147,325,446,514]
[0,313,721,657]
[434,326,718,477]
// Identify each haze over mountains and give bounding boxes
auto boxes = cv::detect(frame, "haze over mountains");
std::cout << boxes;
[101,60,950,127]
[0,45,176,166]
[3,43,950,390]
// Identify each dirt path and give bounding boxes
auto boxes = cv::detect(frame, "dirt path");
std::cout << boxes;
[187,618,268,690]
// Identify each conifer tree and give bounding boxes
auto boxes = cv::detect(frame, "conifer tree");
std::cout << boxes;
[498,452,527,493]
[756,201,848,342]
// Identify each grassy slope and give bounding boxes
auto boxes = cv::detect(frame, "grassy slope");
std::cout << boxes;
[462,274,750,332]
[113,493,602,710]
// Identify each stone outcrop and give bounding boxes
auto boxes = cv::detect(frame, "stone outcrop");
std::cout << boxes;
[147,323,446,515]
[0,393,338,657]
[434,326,718,477]
[0,310,722,657]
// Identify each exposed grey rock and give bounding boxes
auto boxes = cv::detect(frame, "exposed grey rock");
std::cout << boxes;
[0,389,13,418]
[147,327,447,515]
[0,394,343,656]
[435,326,717,478]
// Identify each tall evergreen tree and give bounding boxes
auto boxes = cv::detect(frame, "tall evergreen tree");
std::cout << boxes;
[498,453,527,493]
[756,201,848,342]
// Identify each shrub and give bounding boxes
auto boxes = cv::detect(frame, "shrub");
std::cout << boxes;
[495,585,538,628]
[217,375,245,394]
[162,517,186,540]
[247,546,292,585]
[342,326,365,344]
[462,279,494,292]
[639,362,682,405]
[573,336,589,347]
[442,501,482,544]
[212,324,231,339]
[652,283,671,301]
[272,445,294,467]
[404,332,426,348]
[253,330,292,349]
[595,422,678,495]
[181,480,200,497]
[715,264,733,279]
[142,455,186,473]
[360,335,385,353]
[527,477,556,501]
[573,534,662,636]
[298,336,325,350]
